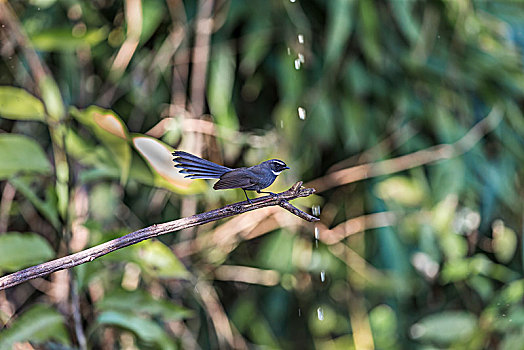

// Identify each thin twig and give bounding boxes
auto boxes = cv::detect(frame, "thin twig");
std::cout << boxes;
[0,2,48,84]
[0,182,16,233]
[71,277,87,350]
[190,0,214,117]
[307,105,503,193]
[0,182,317,291]
[316,211,397,245]
[195,280,248,350]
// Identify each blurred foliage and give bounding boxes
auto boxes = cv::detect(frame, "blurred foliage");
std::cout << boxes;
[0,0,524,349]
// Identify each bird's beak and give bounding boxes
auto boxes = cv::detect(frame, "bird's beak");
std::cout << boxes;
[284,166,290,170]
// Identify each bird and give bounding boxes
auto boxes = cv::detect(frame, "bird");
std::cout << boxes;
[172,151,289,203]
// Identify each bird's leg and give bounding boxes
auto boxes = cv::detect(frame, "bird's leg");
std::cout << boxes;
[243,189,253,204]
[257,190,277,197]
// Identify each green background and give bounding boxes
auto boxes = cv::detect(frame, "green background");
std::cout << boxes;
[0,0,523,349]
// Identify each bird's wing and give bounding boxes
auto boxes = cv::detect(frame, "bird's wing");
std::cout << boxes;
[213,169,257,190]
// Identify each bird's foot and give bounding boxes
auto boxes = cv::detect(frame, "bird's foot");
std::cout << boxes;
[243,189,253,204]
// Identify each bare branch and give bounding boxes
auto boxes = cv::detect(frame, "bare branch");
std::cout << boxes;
[307,105,503,193]
[0,182,317,291]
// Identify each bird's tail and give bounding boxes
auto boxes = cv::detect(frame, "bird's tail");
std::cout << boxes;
[172,151,232,179]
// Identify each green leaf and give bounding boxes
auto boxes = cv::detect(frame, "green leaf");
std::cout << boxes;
[369,304,399,349]
[390,1,419,44]
[492,220,517,263]
[0,304,70,348]
[132,135,204,194]
[9,177,60,230]
[208,44,239,130]
[440,234,468,261]
[305,97,335,146]
[30,27,107,52]
[430,158,465,202]
[72,106,131,184]
[133,240,190,279]
[38,76,65,122]
[0,232,55,272]
[441,259,470,283]
[325,0,354,65]
[358,0,381,67]
[0,134,51,179]
[411,311,477,345]
[96,311,176,350]
[258,230,295,272]
[239,17,271,75]
[375,176,425,206]
[0,86,45,121]
[140,0,166,44]
[501,331,524,350]
[97,289,193,321]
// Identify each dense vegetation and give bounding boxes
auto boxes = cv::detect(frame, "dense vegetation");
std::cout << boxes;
[0,0,524,348]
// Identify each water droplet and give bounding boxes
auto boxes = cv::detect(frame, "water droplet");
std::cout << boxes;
[320,270,325,282]
[298,308,301,317]
[287,47,291,55]
[1,24,5,28]
[290,0,296,2]
[317,307,324,321]
[294,58,301,70]
[280,120,284,128]
[312,205,321,216]
[314,226,319,240]
[298,107,306,120]
[37,7,41,10]
[298,53,305,63]
[298,34,304,44]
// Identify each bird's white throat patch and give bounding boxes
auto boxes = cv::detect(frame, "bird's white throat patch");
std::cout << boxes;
[271,170,282,176]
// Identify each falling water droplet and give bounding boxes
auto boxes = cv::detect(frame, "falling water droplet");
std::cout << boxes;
[280,120,284,128]
[298,34,304,44]
[287,47,291,55]
[314,226,319,240]
[290,0,296,2]
[320,270,326,282]
[298,53,305,63]
[312,205,321,216]
[294,58,301,70]
[298,107,306,120]
[298,308,301,317]
[317,307,324,321]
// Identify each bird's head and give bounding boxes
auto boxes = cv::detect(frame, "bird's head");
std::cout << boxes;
[267,159,290,175]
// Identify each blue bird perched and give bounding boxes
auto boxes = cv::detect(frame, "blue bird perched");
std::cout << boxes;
[172,151,289,203]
